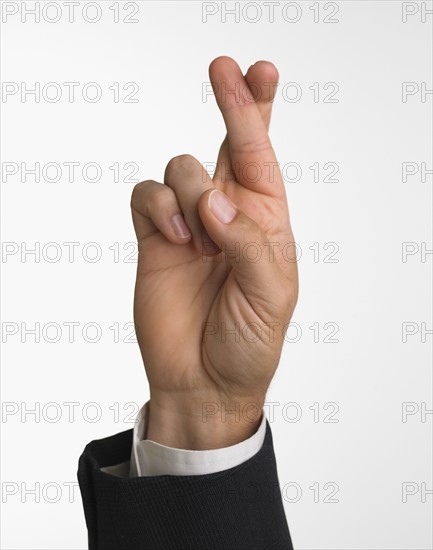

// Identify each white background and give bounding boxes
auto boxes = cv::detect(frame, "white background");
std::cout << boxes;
[1,1,432,549]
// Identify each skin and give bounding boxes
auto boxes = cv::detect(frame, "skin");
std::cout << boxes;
[131,56,298,450]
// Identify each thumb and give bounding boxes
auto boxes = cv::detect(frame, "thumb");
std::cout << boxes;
[198,189,285,318]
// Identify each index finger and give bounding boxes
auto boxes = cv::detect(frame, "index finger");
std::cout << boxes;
[209,56,284,197]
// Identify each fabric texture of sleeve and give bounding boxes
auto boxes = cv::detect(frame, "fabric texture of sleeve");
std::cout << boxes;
[77,420,293,550]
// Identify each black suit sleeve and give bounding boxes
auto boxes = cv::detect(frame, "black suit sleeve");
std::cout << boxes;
[77,421,294,550]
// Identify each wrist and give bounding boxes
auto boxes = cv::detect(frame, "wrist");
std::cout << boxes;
[146,390,265,450]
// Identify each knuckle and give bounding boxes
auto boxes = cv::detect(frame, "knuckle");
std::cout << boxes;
[151,187,172,210]
[165,154,198,179]
[131,179,153,209]
[243,220,263,245]
[231,137,272,155]
[131,180,172,215]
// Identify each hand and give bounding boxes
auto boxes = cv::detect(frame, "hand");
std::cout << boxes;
[131,57,298,449]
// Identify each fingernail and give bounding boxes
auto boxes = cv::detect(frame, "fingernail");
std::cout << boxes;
[172,214,191,238]
[208,190,237,224]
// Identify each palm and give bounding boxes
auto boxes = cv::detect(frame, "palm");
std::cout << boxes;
[134,184,292,395]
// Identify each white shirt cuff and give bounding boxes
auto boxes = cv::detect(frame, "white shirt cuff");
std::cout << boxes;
[129,401,266,477]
